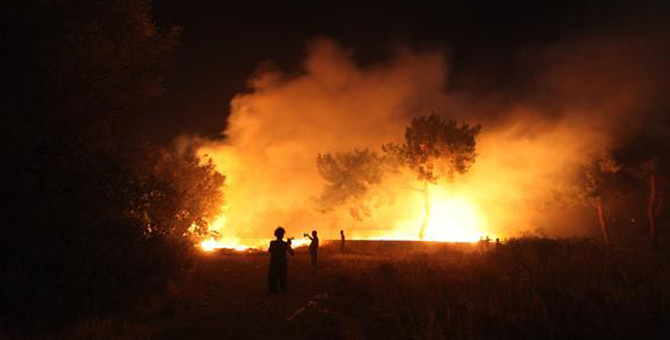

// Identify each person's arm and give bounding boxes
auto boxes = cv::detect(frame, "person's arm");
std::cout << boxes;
[287,242,294,256]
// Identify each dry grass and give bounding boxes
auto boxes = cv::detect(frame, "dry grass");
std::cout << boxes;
[328,238,670,340]
[5,238,669,340]
[0,318,158,340]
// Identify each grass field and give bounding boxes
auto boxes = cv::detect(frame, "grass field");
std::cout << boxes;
[7,238,670,340]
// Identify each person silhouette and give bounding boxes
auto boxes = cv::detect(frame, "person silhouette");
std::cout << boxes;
[268,226,294,293]
[340,230,345,253]
[305,230,319,273]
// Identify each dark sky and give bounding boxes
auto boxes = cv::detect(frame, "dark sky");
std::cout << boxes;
[147,1,658,143]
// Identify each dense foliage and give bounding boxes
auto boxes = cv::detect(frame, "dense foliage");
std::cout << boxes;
[0,0,223,332]
[316,115,481,237]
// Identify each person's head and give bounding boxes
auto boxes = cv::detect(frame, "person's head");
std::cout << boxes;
[274,226,285,240]
[312,230,317,237]
[340,230,344,234]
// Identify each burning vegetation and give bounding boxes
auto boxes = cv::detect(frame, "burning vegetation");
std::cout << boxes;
[194,29,670,251]
[315,115,482,241]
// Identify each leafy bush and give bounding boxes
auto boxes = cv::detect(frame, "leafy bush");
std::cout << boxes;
[0,0,224,333]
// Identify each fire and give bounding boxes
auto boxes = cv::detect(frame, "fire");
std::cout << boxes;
[195,162,498,252]
[200,238,250,252]
[197,215,313,252]
[200,239,218,251]
[185,36,668,252]
[197,182,493,252]
[199,237,311,252]
[288,238,310,248]
[424,194,490,242]
[358,183,494,243]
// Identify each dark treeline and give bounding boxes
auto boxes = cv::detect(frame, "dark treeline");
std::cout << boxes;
[577,122,670,251]
[0,0,223,334]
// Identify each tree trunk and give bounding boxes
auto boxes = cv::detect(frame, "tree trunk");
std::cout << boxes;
[418,182,432,240]
[596,199,610,246]
[648,171,658,252]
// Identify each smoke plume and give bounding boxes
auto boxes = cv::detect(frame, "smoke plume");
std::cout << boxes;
[193,20,670,244]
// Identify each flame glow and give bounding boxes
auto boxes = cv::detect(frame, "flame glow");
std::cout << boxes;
[198,216,313,252]
[200,237,250,252]
[199,184,493,252]
[187,33,667,250]
[424,192,490,243]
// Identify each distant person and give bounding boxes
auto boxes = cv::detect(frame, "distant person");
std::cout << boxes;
[340,230,346,253]
[305,230,319,273]
[268,226,294,293]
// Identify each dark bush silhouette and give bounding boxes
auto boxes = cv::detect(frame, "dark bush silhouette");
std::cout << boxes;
[0,0,223,333]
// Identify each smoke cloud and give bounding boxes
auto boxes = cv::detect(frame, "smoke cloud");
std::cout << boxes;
[193,20,670,245]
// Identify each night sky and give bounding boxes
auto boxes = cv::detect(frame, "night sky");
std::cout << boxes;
[148,1,663,143]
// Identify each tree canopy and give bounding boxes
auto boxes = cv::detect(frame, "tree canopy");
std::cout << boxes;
[316,115,481,237]
[316,149,389,219]
[0,0,223,332]
[384,114,481,183]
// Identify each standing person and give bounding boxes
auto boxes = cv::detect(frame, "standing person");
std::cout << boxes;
[268,226,294,293]
[305,230,319,273]
[340,230,346,253]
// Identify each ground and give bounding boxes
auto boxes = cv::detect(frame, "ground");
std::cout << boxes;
[155,239,670,340]
[161,244,349,340]
[14,239,669,340]
[160,241,475,340]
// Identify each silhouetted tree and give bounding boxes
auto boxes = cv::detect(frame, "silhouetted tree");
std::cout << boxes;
[315,115,480,239]
[614,121,670,251]
[0,0,225,332]
[577,155,621,246]
[383,115,480,239]
[316,149,388,220]
[126,147,225,239]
